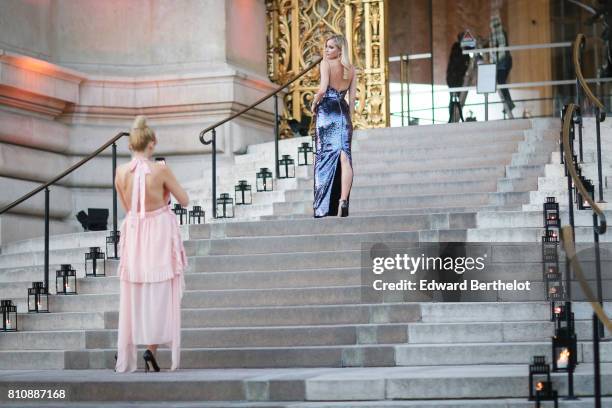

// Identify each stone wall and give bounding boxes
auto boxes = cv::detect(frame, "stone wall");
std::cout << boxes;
[0,0,275,245]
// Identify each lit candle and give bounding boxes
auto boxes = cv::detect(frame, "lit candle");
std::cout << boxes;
[5,319,11,330]
[536,381,544,392]
[557,348,570,369]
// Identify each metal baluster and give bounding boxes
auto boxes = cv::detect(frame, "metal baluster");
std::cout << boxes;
[44,187,50,290]
[112,142,118,258]
[274,94,280,179]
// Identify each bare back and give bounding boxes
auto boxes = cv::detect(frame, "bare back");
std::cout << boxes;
[327,59,354,91]
[116,161,169,212]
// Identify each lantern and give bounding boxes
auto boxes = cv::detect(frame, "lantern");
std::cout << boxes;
[188,205,205,224]
[552,330,577,372]
[234,180,252,205]
[297,142,313,166]
[256,168,273,192]
[56,264,77,295]
[543,197,560,228]
[106,230,120,259]
[84,247,105,277]
[576,178,594,210]
[1,300,17,332]
[173,203,187,225]
[541,231,559,265]
[550,303,564,323]
[278,155,295,179]
[216,193,234,218]
[544,270,564,302]
[528,356,551,401]
[28,282,49,313]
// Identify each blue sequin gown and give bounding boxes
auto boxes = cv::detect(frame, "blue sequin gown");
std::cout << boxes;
[313,86,353,217]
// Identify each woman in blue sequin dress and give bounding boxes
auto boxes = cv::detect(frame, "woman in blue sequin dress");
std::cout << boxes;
[311,34,356,218]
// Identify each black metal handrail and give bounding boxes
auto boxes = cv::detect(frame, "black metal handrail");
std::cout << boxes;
[573,34,607,203]
[562,104,607,408]
[0,131,129,289]
[562,105,607,233]
[199,57,322,218]
[0,131,128,215]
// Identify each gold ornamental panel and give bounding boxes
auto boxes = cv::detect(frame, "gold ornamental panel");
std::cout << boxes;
[266,0,389,135]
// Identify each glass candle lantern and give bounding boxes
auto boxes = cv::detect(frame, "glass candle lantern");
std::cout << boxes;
[172,203,188,225]
[297,142,313,166]
[552,331,577,372]
[216,193,234,218]
[28,282,49,313]
[528,355,551,401]
[576,178,594,210]
[85,247,106,277]
[1,300,17,332]
[188,205,205,224]
[278,155,295,179]
[56,264,77,295]
[235,180,252,205]
[106,230,120,259]
[256,168,273,192]
[543,197,560,228]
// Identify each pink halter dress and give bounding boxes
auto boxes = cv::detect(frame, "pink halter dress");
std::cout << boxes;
[115,158,187,373]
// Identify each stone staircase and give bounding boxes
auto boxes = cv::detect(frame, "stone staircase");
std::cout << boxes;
[1,118,612,406]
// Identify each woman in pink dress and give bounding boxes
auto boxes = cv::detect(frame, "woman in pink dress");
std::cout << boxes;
[114,115,189,373]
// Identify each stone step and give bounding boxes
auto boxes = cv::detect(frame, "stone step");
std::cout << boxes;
[466,226,612,242]
[407,320,611,344]
[0,267,364,296]
[192,212,471,239]
[274,192,529,215]
[8,286,371,312]
[262,205,522,220]
[123,303,420,329]
[351,140,522,160]
[5,398,612,407]
[0,363,609,402]
[0,323,411,351]
[353,131,525,151]
[20,303,419,331]
[348,154,515,174]
[0,230,425,270]
[0,230,109,256]
[4,339,603,370]
[395,341,612,366]
[475,209,612,229]
[283,180,500,203]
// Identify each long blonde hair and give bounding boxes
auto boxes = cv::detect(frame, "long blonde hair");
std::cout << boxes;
[326,34,351,79]
[129,115,156,152]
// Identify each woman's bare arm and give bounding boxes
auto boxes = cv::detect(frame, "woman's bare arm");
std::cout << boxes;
[162,166,189,207]
[348,66,357,117]
[115,170,129,212]
[311,59,330,111]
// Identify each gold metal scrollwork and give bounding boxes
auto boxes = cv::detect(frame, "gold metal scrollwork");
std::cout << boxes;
[266,0,389,136]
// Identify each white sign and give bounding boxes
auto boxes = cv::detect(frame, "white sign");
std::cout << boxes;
[477,63,497,94]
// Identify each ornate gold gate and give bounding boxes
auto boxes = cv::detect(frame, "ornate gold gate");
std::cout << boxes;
[266,0,389,133]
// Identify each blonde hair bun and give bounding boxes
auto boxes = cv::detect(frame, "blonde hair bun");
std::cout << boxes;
[129,115,156,152]
[132,115,147,130]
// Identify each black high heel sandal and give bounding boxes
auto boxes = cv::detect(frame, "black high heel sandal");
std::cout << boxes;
[143,349,160,373]
[339,200,349,217]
